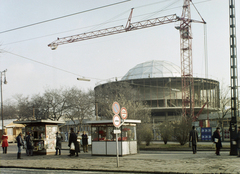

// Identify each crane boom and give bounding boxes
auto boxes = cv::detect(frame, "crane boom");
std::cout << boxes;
[48,13,179,50]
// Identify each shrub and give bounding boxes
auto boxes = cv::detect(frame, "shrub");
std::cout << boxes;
[173,119,192,145]
[137,124,153,146]
[159,121,173,144]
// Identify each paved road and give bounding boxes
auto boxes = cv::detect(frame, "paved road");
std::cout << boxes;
[1,143,239,174]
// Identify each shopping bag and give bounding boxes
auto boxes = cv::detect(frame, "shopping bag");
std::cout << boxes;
[70,142,75,150]
[214,138,218,143]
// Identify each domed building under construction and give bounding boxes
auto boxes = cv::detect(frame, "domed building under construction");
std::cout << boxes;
[95,60,220,123]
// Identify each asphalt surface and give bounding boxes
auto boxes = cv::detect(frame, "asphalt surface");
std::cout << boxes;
[0,142,239,174]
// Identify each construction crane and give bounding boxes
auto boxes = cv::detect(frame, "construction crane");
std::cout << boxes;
[48,0,206,119]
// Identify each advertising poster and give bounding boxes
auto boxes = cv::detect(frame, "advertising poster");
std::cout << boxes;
[45,125,57,150]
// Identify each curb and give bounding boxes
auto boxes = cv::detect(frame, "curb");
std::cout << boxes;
[0,165,195,174]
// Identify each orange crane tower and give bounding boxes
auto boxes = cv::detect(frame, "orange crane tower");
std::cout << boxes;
[48,0,205,119]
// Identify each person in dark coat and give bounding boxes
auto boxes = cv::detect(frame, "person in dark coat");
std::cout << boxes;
[82,131,88,153]
[55,132,62,155]
[189,126,198,154]
[68,128,79,157]
[233,126,240,157]
[212,127,222,156]
[16,133,23,159]
[26,132,33,156]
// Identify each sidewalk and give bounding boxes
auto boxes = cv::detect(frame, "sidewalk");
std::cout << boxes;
[0,143,239,174]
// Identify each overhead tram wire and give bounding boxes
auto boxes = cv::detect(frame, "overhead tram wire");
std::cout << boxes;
[141,0,179,20]
[0,49,101,81]
[2,0,212,46]
[0,0,131,35]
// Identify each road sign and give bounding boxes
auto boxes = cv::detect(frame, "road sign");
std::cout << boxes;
[112,102,120,115]
[114,129,121,134]
[113,114,121,128]
[120,107,128,120]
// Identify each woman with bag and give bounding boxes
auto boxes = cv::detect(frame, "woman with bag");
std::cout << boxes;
[68,128,79,157]
[212,127,222,156]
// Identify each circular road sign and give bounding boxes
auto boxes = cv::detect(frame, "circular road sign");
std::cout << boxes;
[113,114,121,128]
[112,102,120,115]
[120,107,128,120]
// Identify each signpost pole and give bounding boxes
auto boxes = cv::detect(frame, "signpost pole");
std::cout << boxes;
[116,130,119,167]
[112,102,128,168]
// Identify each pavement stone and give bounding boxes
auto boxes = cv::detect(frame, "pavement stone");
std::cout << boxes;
[0,143,239,174]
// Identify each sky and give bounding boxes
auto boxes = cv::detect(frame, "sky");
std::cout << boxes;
[0,0,239,102]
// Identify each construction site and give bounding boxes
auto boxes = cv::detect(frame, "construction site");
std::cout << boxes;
[47,0,239,152]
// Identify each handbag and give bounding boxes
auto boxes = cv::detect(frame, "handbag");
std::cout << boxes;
[214,138,218,143]
[70,142,75,150]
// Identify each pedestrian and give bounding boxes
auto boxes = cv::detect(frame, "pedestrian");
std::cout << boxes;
[68,128,79,157]
[26,132,33,156]
[1,132,8,154]
[212,127,222,156]
[189,126,198,154]
[82,131,89,153]
[55,132,62,155]
[16,133,24,159]
[233,126,240,157]
[77,131,81,153]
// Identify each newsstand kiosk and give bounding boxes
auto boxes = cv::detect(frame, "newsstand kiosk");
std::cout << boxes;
[87,119,141,156]
[14,120,64,155]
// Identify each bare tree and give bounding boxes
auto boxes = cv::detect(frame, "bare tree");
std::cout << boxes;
[2,99,18,119]
[31,94,49,120]
[217,84,231,126]
[95,81,152,146]
[41,88,68,121]
[65,87,95,129]
[14,94,33,120]
[95,81,151,121]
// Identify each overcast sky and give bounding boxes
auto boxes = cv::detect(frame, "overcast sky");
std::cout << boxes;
[0,0,239,102]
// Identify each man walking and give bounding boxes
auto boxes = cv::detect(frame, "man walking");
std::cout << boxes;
[16,133,23,159]
[189,126,198,154]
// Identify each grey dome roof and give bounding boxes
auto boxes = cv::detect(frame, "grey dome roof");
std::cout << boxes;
[122,60,181,80]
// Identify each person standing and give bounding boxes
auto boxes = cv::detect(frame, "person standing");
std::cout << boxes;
[82,131,88,153]
[212,127,222,156]
[16,133,24,159]
[233,126,240,157]
[68,128,79,157]
[26,132,33,156]
[189,126,198,154]
[55,132,62,155]
[1,132,8,154]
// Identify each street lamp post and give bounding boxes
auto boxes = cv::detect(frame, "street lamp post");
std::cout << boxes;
[1,69,7,137]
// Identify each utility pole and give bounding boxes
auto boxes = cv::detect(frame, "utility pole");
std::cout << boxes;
[229,0,238,155]
[1,69,7,137]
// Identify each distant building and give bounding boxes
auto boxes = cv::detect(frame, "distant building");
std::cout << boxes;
[95,60,220,123]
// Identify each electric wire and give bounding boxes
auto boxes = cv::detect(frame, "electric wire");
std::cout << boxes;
[0,0,131,34]
[0,49,102,81]
[142,0,179,20]
[2,0,211,46]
